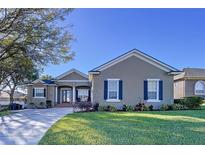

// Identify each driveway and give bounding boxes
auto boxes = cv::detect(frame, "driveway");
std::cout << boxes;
[0,108,73,145]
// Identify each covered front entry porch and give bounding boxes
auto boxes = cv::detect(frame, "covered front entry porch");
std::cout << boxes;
[55,80,91,105]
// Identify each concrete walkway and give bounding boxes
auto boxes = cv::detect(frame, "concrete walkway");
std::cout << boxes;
[0,108,73,145]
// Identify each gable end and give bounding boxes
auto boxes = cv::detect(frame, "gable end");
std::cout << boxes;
[89,49,180,74]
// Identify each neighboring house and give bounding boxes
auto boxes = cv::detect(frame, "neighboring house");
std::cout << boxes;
[0,91,26,106]
[28,49,181,109]
[174,68,205,99]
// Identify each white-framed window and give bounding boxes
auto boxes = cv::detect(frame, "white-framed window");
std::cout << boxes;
[147,79,159,102]
[34,88,45,98]
[78,89,89,102]
[195,81,205,95]
[107,79,119,101]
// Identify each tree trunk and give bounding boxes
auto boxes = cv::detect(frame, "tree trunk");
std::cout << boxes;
[10,94,14,105]
[9,89,15,106]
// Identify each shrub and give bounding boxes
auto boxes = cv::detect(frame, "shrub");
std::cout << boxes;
[37,102,47,109]
[135,102,146,111]
[73,102,92,112]
[182,96,203,109]
[175,96,203,109]
[46,100,52,108]
[98,105,117,112]
[174,99,182,104]
[168,104,173,110]
[127,105,134,111]
[122,105,127,111]
[123,105,134,111]
[172,104,188,111]
[160,104,169,111]
[106,105,117,112]
[40,102,45,106]
[98,105,107,111]
[149,105,154,111]
[93,103,99,111]
[143,105,150,111]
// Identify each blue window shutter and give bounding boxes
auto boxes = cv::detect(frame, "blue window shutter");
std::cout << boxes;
[119,80,123,100]
[104,80,108,100]
[144,80,148,100]
[58,88,60,103]
[88,89,91,101]
[33,88,35,97]
[76,89,78,101]
[159,80,163,100]
[44,88,46,97]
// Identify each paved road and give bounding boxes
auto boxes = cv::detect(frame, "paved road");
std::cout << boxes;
[0,108,73,145]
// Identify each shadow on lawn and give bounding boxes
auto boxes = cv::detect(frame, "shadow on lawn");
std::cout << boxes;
[77,110,205,123]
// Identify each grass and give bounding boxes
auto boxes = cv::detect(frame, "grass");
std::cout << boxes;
[39,109,205,145]
[0,110,10,117]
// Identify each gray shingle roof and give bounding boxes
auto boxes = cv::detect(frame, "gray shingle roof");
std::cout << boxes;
[42,80,55,84]
[183,68,205,77]
[174,68,205,80]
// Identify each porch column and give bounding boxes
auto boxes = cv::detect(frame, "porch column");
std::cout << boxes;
[55,86,58,103]
[91,80,94,102]
[72,85,76,103]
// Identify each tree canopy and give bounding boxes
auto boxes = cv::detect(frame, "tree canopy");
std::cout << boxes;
[0,8,74,84]
[40,74,53,80]
[0,9,74,66]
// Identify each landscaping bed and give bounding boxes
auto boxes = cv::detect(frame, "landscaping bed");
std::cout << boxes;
[39,109,205,145]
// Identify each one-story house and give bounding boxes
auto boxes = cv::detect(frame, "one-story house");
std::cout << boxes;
[174,68,205,99]
[27,49,181,109]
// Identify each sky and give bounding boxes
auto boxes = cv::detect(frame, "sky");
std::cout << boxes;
[44,9,205,77]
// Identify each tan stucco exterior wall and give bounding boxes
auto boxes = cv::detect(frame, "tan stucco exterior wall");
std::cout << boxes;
[27,82,55,107]
[184,80,194,97]
[184,79,205,97]
[47,86,55,105]
[174,80,185,99]
[27,85,33,104]
[92,56,174,109]
[174,79,205,98]
[60,72,87,80]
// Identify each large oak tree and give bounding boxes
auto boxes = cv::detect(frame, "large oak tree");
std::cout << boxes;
[0,55,38,105]
[0,8,74,83]
[0,9,74,105]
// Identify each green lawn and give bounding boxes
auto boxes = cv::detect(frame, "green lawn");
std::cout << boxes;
[39,109,205,145]
[0,110,9,117]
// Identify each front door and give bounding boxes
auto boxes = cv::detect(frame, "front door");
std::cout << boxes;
[62,90,71,103]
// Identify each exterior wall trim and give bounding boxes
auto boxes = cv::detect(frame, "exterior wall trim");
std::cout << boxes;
[194,80,205,95]
[32,79,45,84]
[106,78,120,102]
[146,79,160,102]
[33,87,45,98]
